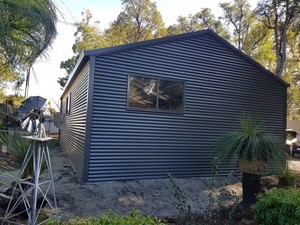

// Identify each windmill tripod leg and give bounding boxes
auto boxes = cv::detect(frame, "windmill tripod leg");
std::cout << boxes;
[2,137,58,225]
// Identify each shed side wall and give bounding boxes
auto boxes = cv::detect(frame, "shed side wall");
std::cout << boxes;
[60,62,89,180]
[88,34,286,182]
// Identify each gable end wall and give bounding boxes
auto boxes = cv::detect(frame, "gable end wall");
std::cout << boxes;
[86,33,286,182]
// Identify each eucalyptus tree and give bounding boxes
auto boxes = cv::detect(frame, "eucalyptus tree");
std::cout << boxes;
[0,0,58,96]
[105,0,165,44]
[219,0,254,51]
[196,8,231,40]
[167,15,201,35]
[256,0,300,77]
[284,21,300,119]
[167,8,230,40]
[59,9,107,89]
[59,0,166,89]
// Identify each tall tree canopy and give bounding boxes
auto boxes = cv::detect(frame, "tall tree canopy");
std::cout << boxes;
[219,0,253,51]
[167,8,230,39]
[256,0,300,77]
[59,0,165,88]
[58,9,107,89]
[105,0,165,44]
[0,0,58,96]
[59,0,299,118]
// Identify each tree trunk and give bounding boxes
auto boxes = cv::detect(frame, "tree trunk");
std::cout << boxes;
[241,172,261,207]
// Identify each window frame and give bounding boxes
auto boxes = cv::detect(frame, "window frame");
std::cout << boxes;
[127,74,185,113]
[65,93,71,114]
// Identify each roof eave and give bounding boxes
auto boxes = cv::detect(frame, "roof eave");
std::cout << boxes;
[61,51,89,98]
[84,29,212,57]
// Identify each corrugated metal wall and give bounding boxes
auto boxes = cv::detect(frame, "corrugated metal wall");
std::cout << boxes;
[86,33,286,182]
[60,63,89,179]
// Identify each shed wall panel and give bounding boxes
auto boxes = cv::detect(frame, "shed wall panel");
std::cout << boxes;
[60,63,89,179]
[88,33,286,182]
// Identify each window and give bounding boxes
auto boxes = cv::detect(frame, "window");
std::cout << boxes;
[128,75,184,112]
[66,93,71,114]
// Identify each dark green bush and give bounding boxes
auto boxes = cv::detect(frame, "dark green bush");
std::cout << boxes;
[252,188,300,225]
[278,166,296,186]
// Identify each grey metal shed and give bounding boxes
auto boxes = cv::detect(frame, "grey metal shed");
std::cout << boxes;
[60,29,288,183]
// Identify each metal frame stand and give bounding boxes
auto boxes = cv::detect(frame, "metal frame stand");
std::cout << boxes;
[2,136,58,225]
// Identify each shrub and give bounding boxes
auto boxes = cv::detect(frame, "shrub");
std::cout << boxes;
[166,172,195,225]
[252,188,300,225]
[278,165,296,186]
[46,210,166,225]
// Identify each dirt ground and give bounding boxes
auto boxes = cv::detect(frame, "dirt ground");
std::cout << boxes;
[0,143,244,222]
[287,153,300,173]
[1,143,299,224]
[50,145,243,220]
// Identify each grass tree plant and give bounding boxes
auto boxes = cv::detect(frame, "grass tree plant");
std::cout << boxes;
[0,130,32,177]
[214,114,283,207]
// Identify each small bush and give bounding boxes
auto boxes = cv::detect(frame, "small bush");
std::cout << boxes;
[166,173,195,225]
[278,166,296,186]
[46,210,166,225]
[252,188,300,225]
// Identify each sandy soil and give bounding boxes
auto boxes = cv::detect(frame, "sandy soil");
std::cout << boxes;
[288,153,300,173]
[47,145,243,220]
[0,144,244,221]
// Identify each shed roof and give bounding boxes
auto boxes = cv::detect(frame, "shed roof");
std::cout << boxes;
[62,29,288,96]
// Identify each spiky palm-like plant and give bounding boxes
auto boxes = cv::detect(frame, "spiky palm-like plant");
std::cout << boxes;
[214,115,282,207]
[0,130,32,177]
[0,0,58,95]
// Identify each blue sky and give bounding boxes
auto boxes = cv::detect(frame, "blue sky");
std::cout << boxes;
[12,0,258,107]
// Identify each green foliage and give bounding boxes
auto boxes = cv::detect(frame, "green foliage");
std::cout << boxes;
[256,0,300,77]
[0,0,58,70]
[167,15,202,35]
[45,210,166,225]
[0,94,26,107]
[166,173,195,225]
[106,0,165,43]
[252,188,300,225]
[215,114,280,164]
[60,0,300,118]
[219,0,253,51]
[0,130,32,176]
[278,165,296,186]
[59,0,165,83]
[0,0,58,95]
[284,28,300,119]
[204,158,241,224]
[196,8,230,40]
[244,21,276,68]
[60,56,79,76]
[167,9,230,40]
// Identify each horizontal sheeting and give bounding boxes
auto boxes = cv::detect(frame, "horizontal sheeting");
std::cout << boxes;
[60,63,89,179]
[88,33,286,182]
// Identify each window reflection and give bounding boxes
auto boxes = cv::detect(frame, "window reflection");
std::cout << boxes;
[158,80,183,111]
[129,77,157,109]
[128,75,184,112]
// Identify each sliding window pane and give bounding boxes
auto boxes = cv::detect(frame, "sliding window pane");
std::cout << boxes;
[158,80,183,111]
[128,76,157,109]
